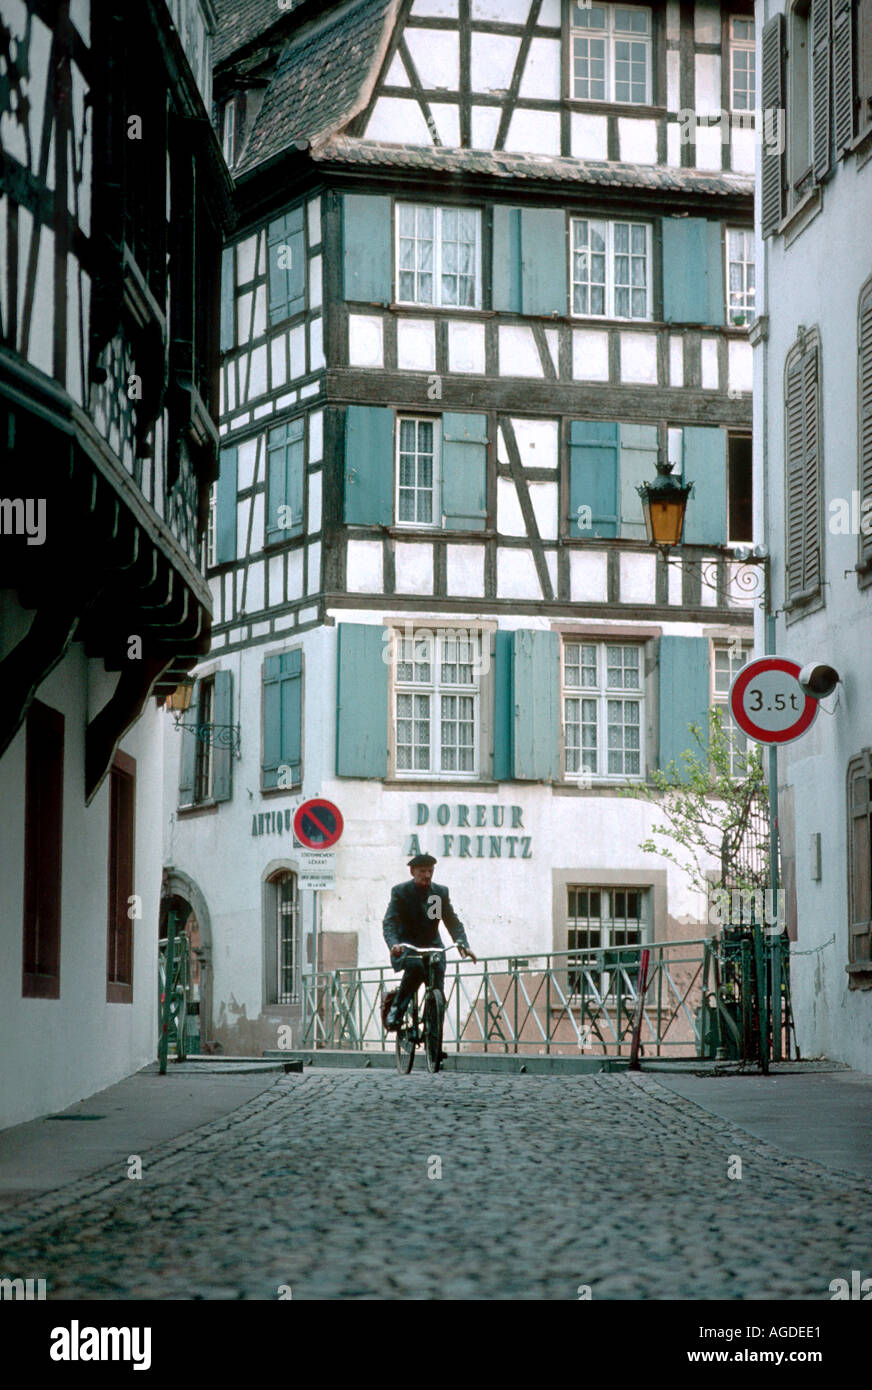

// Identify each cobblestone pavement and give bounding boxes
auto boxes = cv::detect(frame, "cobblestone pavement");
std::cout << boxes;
[1,1071,869,1300]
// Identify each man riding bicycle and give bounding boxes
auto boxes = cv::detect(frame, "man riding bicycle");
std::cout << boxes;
[382,852,477,1031]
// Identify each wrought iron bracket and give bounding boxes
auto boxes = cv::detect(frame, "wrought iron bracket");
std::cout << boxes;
[172,717,241,754]
[658,548,768,606]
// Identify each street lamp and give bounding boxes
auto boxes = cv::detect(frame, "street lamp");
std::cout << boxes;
[164,674,241,754]
[636,455,694,550]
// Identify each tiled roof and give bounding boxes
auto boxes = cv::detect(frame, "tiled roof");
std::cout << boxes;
[235,0,397,174]
[309,136,755,198]
[212,0,302,67]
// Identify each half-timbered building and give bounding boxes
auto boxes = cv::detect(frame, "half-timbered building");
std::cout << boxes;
[167,0,757,1055]
[0,0,231,1124]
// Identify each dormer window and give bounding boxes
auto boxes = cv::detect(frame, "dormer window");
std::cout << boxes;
[221,95,238,166]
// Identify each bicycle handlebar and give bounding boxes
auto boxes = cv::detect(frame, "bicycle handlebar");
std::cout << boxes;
[395,942,462,954]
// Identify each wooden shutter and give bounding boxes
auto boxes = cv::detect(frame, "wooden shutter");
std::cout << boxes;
[220,245,235,351]
[178,692,198,807]
[619,424,658,539]
[662,218,724,325]
[761,14,786,236]
[263,650,302,790]
[212,670,233,803]
[570,420,619,537]
[442,412,488,530]
[657,636,711,776]
[344,405,394,524]
[833,0,855,151]
[784,344,822,601]
[22,701,64,999]
[266,418,305,543]
[493,630,513,781]
[519,208,567,316]
[858,0,872,130]
[492,207,522,312]
[336,623,388,777]
[681,426,728,545]
[812,0,832,180]
[215,446,237,565]
[859,282,872,566]
[107,752,135,1003]
[784,356,807,600]
[343,194,392,303]
[513,629,560,780]
[267,207,305,325]
[801,347,822,594]
[849,755,872,962]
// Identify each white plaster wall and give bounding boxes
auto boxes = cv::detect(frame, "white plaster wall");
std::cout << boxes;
[394,541,434,594]
[666,50,681,112]
[404,28,459,90]
[694,1,721,43]
[667,122,681,168]
[412,0,458,16]
[366,97,432,144]
[570,549,608,601]
[471,33,519,92]
[728,338,753,394]
[732,127,756,175]
[471,105,502,149]
[446,544,485,595]
[573,329,610,381]
[505,109,561,157]
[471,0,529,21]
[346,539,383,592]
[512,418,558,467]
[618,119,657,165]
[695,123,723,171]
[694,54,721,117]
[701,337,719,389]
[669,335,684,386]
[349,314,384,368]
[430,102,461,147]
[499,324,543,376]
[518,38,560,101]
[397,319,436,371]
[529,481,558,540]
[620,333,658,384]
[571,112,608,161]
[448,320,486,373]
[384,53,409,86]
[497,547,540,598]
[497,477,525,536]
[620,552,657,605]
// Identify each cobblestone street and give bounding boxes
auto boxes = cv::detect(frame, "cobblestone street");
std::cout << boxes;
[1,1071,870,1301]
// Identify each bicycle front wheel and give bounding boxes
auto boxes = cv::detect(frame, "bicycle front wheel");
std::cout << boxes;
[395,999,416,1074]
[423,989,444,1073]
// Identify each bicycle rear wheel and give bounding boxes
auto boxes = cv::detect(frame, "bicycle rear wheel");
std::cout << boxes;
[423,989,444,1073]
[395,997,416,1074]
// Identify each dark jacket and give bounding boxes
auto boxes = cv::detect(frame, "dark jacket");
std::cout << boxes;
[382,880,469,969]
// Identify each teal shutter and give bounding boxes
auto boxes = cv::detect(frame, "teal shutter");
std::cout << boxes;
[619,424,659,539]
[492,207,522,312]
[178,694,197,806]
[215,446,237,564]
[336,623,388,778]
[343,193,392,303]
[493,630,513,781]
[212,670,233,803]
[263,650,302,790]
[513,629,560,780]
[662,218,724,325]
[266,418,305,543]
[344,405,394,525]
[682,426,727,544]
[267,207,305,325]
[658,635,711,775]
[520,208,567,316]
[570,420,619,537]
[441,413,488,530]
[220,246,235,350]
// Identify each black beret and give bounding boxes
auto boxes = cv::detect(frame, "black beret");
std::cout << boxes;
[408,852,437,867]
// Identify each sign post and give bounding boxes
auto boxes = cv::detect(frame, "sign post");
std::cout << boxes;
[293,799,343,992]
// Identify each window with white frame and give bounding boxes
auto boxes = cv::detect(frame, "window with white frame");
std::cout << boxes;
[563,642,644,779]
[726,228,756,326]
[571,219,651,320]
[566,887,650,999]
[730,17,756,111]
[221,96,237,166]
[713,642,751,777]
[397,417,439,526]
[570,5,652,105]
[205,482,217,569]
[394,630,480,777]
[396,204,481,308]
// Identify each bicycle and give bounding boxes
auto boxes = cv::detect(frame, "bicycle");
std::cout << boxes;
[392,943,457,1075]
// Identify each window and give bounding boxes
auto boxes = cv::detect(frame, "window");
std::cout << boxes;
[712,642,751,777]
[394,631,480,777]
[397,418,439,526]
[730,16,756,110]
[22,700,64,1000]
[727,434,753,542]
[266,418,305,544]
[784,336,822,606]
[566,887,649,998]
[262,651,303,791]
[396,204,481,308]
[266,871,299,1004]
[107,751,135,1004]
[726,229,756,326]
[570,5,652,105]
[859,0,872,136]
[847,753,872,968]
[563,642,643,779]
[267,207,305,325]
[194,677,214,803]
[571,219,651,320]
[787,1,813,198]
[205,482,217,569]
[221,96,237,166]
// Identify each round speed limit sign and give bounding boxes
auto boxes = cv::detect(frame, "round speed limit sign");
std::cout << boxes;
[729,656,818,746]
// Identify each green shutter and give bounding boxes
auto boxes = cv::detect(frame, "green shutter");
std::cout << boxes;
[513,629,560,780]
[267,206,305,325]
[178,694,197,806]
[658,635,711,776]
[520,208,567,316]
[441,412,488,530]
[344,405,394,525]
[492,207,522,312]
[343,194,392,303]
[263,650,302,790]
[266,418,305,542]
[619,424,659,539]
[761,15,785,237]
[682,426,727,544]
[662,218,724,325]
[215,446,237,564]
[336,624,388,778]
[220,246,235,350]
[213,670,233,803]
[493,630,513,781]
[570,420,619,537]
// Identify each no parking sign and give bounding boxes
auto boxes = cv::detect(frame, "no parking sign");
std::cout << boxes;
[729,657,818,746]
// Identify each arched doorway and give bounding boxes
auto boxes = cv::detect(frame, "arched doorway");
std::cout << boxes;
[160,869,214,1050]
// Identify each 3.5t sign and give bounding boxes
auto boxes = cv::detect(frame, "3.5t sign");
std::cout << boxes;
[729,657,818,746]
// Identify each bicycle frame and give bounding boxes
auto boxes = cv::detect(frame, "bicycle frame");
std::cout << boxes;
[393,943,458,1073]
